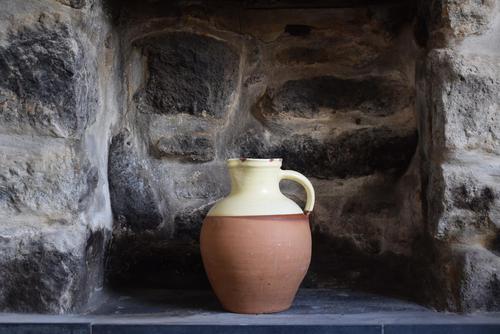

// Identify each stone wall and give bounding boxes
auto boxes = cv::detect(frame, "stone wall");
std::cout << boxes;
[0,0,119,313]
[0,0,499,314]
[417,0,500,312]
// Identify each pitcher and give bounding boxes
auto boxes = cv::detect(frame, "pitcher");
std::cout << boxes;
[200,158,315,314]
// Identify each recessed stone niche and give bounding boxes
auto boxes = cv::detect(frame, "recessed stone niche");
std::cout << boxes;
[105,0,419,294]
[0,0,499,314]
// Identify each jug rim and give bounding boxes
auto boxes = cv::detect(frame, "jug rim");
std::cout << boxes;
[227,158,282,167]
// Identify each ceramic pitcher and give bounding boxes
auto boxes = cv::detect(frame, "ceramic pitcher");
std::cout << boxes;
[200,158,315,314]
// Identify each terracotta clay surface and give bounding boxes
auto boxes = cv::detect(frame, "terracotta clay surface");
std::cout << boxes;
[200,214,311,314]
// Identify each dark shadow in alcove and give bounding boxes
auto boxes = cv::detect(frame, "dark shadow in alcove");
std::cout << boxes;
[93,289,222,315]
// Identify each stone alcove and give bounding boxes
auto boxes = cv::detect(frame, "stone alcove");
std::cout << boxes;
[105,0,420,295]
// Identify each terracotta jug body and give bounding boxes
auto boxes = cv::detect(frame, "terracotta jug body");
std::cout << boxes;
[200,158,315,314]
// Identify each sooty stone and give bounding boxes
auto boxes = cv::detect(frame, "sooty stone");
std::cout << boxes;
[284,24,312,36]
[0,228,107,313]
[276,47,329,65]
[153,134,215,162]
[108,131,162,232]
[173,205,211,241]
[236,127,418,179]
[0,21,90,137]
[134,32,239,118]
[263,76,410,118]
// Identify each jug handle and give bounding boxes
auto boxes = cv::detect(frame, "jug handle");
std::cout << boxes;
[280,170,315,215]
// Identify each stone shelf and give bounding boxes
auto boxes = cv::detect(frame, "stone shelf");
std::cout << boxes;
[1,289,499,333]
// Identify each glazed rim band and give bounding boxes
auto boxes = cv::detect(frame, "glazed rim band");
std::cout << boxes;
[204,214,308,221]
[227,158,283,168]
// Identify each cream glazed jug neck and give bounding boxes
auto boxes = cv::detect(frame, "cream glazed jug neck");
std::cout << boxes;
[228,159,281,195]
[206,158,315,217]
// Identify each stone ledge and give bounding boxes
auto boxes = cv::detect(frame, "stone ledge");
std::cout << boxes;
[1,322,500,334]
[1,290,500,333]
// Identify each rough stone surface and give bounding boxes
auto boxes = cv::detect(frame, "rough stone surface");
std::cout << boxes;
[423,154,500,252]
[108,131,163,232]
[0,0,118,313]
[416,0,498,47]
[0,19,93,138]
[0,136,95,219]
[235,127,418,179]
[417,3,500,309]
[134,32,239,118]
[420,50,500,154]
[0,225,108,313]
[455,245,500,311]
[259,76,412,118]
[427,243,500,312]
[154,134,215,162]
[56,0,86,9]
[446,0,497,39]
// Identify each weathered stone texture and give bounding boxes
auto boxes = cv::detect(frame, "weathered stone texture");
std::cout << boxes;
[429,244,500,312]
[235,127,417,179]
[174,169,226,200]
[416,0,498,47]
[0,0,116,313]
[419,49,500,247]
[134,32,239,118]
[0,136,97,220]
[260,76,412,118]
[457,245,500,311]
[446,0,497,39]
[417,2,500,308]
[0,19,92,138]
[154,134,215,162]
[0,225,108,313]
[426,154,500,243]
[55,0,86,9]
[421,50,500,154]
[108,131,163,232]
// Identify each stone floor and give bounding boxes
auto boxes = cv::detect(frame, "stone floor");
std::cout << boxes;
[1,289,500,333]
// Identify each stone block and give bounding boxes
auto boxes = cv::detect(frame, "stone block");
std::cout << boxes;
[426,152,500,243]
[0,135,97,221]
[257,76,411,118]
[235,127,417,179]
[108,131,163,233]
[0,226,106,313]
[420,50,500,155]
[275,47,329,65]
[455,244,500,311]
[153,134,215,162]
[55,0,86,9]
[446,0,496,39]
[416,0,497,46]
[0,18,93,138]
[433,244,500,312]
[134,32,239,118]
[174,169,228,200]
